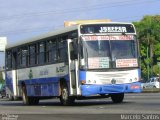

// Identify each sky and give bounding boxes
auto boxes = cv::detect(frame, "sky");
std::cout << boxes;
[0,0,160,66]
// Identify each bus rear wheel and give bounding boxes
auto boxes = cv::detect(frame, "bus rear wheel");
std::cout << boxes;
[8,94,14,101]
[110,93,124,103]
[22,86,39,105]
[31,97,39,105]
[22,86,31,105]
[60,84,75,106]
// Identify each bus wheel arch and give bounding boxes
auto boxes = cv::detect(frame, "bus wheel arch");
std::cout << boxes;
[59,78,75,105]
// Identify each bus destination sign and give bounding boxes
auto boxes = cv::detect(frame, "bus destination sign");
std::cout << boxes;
[99,26,127,33]
[80,24,135,34]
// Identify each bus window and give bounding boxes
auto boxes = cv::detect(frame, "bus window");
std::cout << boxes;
[38,42,45,64]
[47,40,57,63]
[22,48,28,67]
[11,50,18,69]
[6,51,12,69]
[58,39,68,62]
[111,40,137,60]
[18,47,28,67]
[29,45,37,66]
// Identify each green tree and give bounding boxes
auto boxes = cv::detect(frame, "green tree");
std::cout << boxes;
[133,15,160,80]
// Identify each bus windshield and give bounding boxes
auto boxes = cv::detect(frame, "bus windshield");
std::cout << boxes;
[81,35,138,69]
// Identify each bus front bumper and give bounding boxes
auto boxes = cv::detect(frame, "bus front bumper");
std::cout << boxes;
[80,82,142,96]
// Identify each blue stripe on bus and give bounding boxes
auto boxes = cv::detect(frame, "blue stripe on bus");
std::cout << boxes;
[26,81,59,96]
[18,75,69,97]
[81,82,142,96]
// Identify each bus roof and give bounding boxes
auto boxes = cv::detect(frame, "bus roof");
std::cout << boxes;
[6,22,135,49]
[6,25,78,49]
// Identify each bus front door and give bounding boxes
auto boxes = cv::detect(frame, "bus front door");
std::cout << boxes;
[67,39,77,95]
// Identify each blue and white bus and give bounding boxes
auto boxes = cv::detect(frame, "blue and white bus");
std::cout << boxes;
[5,22,142,105]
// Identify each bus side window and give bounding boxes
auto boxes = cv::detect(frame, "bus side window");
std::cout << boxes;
[47,40,57,63]
[18,47,28,68]
[22,48,28,67]
[29,45,37,66]
[58,39,68,62]
[38,42,45,64]
[12,51,18,69]
[6,51,12,69]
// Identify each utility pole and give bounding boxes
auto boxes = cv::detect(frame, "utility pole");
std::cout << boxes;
[147,17,152,81]
[147,33,150,81]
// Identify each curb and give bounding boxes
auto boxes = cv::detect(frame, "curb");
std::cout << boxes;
[142,88,160,93]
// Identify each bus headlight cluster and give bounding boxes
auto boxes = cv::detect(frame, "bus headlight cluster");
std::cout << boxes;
[87,80,96,84]
[130,79,132,82]
[129,77,138,82]
[134,77,138,81]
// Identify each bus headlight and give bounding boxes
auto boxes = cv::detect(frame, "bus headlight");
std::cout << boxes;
[81,80,86,85]
[130,79,132,82]
[134,77,138,81]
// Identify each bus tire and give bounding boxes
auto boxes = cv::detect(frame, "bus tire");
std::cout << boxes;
[110,93,124,103]
[32,98,39,105]
[8,94,14,101]
[60,84,75,106]
[22,86,32,105]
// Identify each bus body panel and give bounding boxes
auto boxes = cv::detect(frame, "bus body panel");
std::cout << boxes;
[21,77,60,97]
[81,82,141,96]
[5,70,18,98]
[5,71,14,96]
[79,68,141,96]
[6,63,70,97]
[19,63,69,97]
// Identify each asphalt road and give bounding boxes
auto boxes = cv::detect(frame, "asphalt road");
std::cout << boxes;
[0,93,160,120]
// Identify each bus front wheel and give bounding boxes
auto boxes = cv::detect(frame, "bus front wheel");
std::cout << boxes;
[60,84,75,106]
[110,93,124,103]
